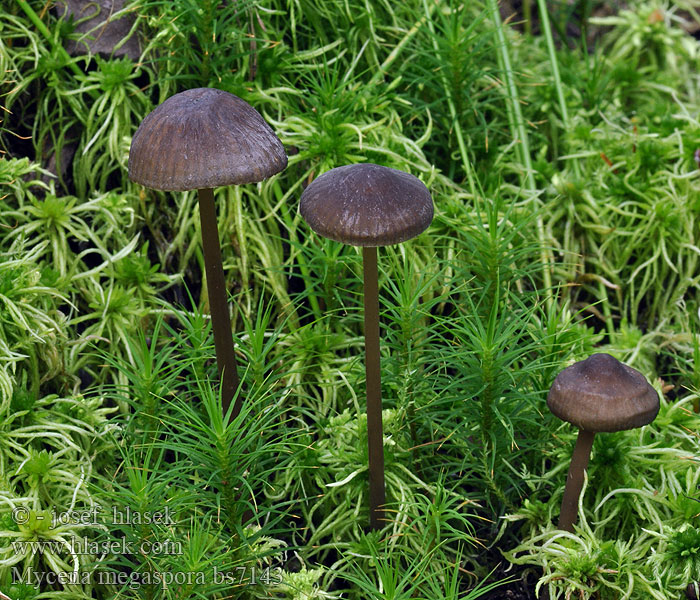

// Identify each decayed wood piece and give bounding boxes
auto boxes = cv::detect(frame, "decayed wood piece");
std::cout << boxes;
[56,0,140,59]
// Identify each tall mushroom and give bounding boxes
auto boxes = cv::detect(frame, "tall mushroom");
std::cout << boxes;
[129,88,287,418]
[299,163,433,530]
[547,353,659,532]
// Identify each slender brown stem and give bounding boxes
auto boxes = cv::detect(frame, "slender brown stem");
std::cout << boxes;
[558,428,595,532]
[198,188,242,419]
[363,246,386,530]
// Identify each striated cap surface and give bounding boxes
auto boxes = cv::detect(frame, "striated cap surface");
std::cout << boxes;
[547,353,660,433]
[128,88,287,191]
[299,163,433,247]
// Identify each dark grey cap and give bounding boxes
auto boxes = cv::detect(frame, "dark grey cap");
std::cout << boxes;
[547,353,660,433]
[128,88,287,191]
[299,163,433,247]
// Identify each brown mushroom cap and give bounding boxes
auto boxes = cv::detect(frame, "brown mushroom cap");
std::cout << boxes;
[299,163,433,247]
[128,88,287,191]
[547,353,660,433]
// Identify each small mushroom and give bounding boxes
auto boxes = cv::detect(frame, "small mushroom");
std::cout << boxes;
[299,163,433,529]
[129,88,287,418]
[547,353,660,531]
[687,582,699,600]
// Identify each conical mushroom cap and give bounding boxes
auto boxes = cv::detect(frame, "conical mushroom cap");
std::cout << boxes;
[547,353,660,433]
[128,88,287,191]
[299,163,433,247]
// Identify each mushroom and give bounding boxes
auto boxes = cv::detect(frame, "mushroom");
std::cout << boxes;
[129,88,287,418]
[299,163,433,529]
[547,353,660,532]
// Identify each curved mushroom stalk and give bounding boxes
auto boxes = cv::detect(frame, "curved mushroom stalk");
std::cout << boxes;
[558,428,595,532]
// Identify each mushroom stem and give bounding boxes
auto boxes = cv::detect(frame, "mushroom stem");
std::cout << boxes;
[363,246,386,530]
[198,187,241,419]
[558,428,595,532]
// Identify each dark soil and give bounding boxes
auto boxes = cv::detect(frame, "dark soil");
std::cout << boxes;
[478,553,544,600]
[500,0,700,47]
